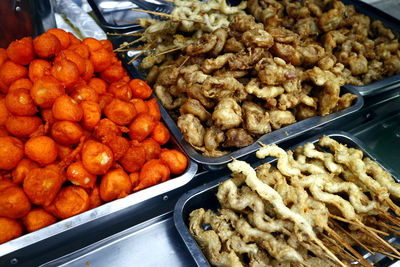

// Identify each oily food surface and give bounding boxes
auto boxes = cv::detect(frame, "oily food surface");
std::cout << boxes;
[135,0,400,157]
[189,136,400,266]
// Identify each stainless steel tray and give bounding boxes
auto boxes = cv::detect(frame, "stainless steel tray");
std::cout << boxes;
[174,131,399,266]
[0,134,197,260]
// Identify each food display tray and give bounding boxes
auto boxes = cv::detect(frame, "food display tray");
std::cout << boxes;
[0,133,197,261]
[173,131,399,266]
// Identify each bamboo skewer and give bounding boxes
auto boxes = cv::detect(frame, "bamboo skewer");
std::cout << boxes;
[107,32,143,36]
[329,214,389,236]
[314,237,346,267]
[321,233,358,262]
[131,8,204,23]
[128,41,154,64]
[155,45,186,57]
[113,36,145,52]
[360,226,400,258]
[178,56,190,69]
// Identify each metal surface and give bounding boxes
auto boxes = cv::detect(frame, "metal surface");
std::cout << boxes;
[174,131,400,266]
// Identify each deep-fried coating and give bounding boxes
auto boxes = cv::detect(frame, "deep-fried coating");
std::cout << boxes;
[104,135,130,161]
[47,28,70,50]
[134,159,170,191]
[51,58,79,88]
[100,168,132,202]
[119,142,146,172]
[22,208,57,232]
[6,36,35,65]
[0,61,28,91]
[51,121,84,145]
[104,98,137,126]
[88,77,108,95]
[25,136,57,165]
[0,217,23,244]
[70,84,99,103]
[146,98,162,121]
[128,113,156,142]
[88,184,103,209]
[160,149,187,175]
[12,158,39,184]
[94,118,121,142]
[46,186,90,219]
[0,98,9,126]
[67,161,97,189]
[141,138,161,161]
[29,59,52,82]
[0,180,31,219]
[81,140,113,175]
[100,63,125,83]
[30,76,65,108]
[108,81,132,101]
[5,88,37,116]
[33,32,61,59]
[151,121,170,145]
[129,79,152,100]
[81,101,101,130]
[5,115,42,138]
[52,95,83,122]
[0,136,24,170]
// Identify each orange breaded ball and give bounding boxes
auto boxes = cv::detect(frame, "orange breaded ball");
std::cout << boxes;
[0,217,23,244]
[33,32,61,59]
[160,149,188,175]
[12,158,39,184]
[151,121,170,145]
[22,208,57,232]
[98,93,114,111]
[82,59,94,81]
[55,49,85,75]
[82,140,113,175]
[51,58,79,88]
[129,172,140,188]
[129,79,152,99]
[128,113,156,142]
[100,168,132,202]
[146,98,161,121]
[0,126,9,137]
[88,77,107,95]
[5,115,42,138]
[41,108,56,126]
[83,37,102,52]
[0,61,28,92]
[69,44,89,59]
[94,118,121,142]
[31,75,65,108]
[100,64,125,83]
[28,59,51,82]
[141,138,161,161]
[119,142,145,173]
[104,135,129,161]
[0,136,24,170]
[23,167,63,206]
[70,84,99,103]
[47,28,71,50]
[5,88,38,116]
[100,39,114,52]
[0,98,9,126]
[108,81,132,101]
[81,101,101,131]
[68,33,82,46]
[52,95,83,122]
[104,98,136,126]
[88,184,103,209]
[90,48,112,73]
[130,98,148,115]
[45,186,90,219]
[6,36,35,65]
[66,161,97,189]
[9,78,33,91]
[51,120,84,145]
[0,180,31,219]
[25,136,58,165]
[134,159,170,192]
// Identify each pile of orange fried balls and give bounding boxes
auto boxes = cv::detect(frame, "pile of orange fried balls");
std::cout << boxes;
[0,29,188,244]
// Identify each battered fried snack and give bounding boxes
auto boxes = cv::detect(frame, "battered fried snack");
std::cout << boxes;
[51,120,84,145]
[81,140,113,175]
[141,137,161,161]
[24,136,58,166]
[88,184,103,209]
[0,60,28,92]
[46,186,90,219]
[0,136,24,170]
[0,217,23,244]
[108,81,132,101]
[5,88,37,116]
[81,101,101,130]
[12,158,39,184]
[6,36,35,65]
[134,159,170,191]
[128,113,156,142]
[119,141,146,173]
[5,115,42,138]
[151,121,170,145]
[33,32,61,59]
[28,59,52,82]
[22,208,57,232]
[52,95,83,122]
[0,180,31,219]
[67,161,97,189]
[160,149,187,175]
[100,168,132,202]
[30,75,65,108]
[104,98,137,126]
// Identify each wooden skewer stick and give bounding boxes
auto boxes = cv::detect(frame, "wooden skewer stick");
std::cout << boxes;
[369,249,400,261]
[330,219,375,256]
[178,56,190,69]
[386,198,400,217]
[378,222,400,238]
[107,32,143,36]
[329,214,389,236]
[359,226,400,258]
[113,36,145,52]
[128,41,154,64]
[321,233,358,262]
[379,208,400,227]
[314,237,346,267]
[131,8,203,23]
[325,226,373,267]
[155,45,186,57]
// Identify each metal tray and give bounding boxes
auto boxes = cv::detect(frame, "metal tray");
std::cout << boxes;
[174,131,399,266]
[0,134,197,260]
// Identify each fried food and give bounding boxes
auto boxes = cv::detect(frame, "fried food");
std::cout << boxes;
[24,136,58,165]
[81,100,101,130]
[30,75,65,108]
[0,217,23,244]
[12,158,39,184]
[6,36,35,65]
[5,115,42,138]
[104,98,137,126]
[134,159,170,191]
[128,113,156,142]
[0,136,24,170]
[46,186,90,219]
[22,208,57,232]
[119,142,146,173]
[160,149,187,175]
[0,180,31,219]
[100,168,132,202]
[52,94,83,122]
[5,88,37,116]
[33,32,61,59]
[66,161,97,189]
[51,120,84,145]
[81,140,113,175]
[151,121,170,145]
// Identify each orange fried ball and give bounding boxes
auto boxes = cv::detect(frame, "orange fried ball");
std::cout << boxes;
[5,115,42,137]
[46,186,89,219]
[33,32,61,59]
[100,168,132,202]
[104,136,130,161]
[0,136,24,170]
[83,37,102,52]
[9,78,33,91]
[82,140,113,175]
[104,98,136,126]
[0,61,28,92]
[134,159,170,191]
[28,59,52,82]
[0,98,9,126]
[88,77,107,95]
[90,47,112,73]
[12,158,39,184]
[69,43,89,59]
[128,113,156,142]
[82,59,94,81]
[129,79,152,99]
[66,161,97,189]
[57,144,74,161]
[6,36,35,65]
[108,81,132,101]
[129,172,140,188]
[0,217,23,244]
[100,39,114,52]
[100,63,125,83]
[51,120,84,145]
[151,121,170,145]
[51,58,79,88]
[94,118,121,142]
[22,208,57,232]
[25,136,58,165]
[5,88,38,116]
[47,28,71,50]
[70,84,99,103]
[88,184,103,209]
[68,33,82,46]
[160,149,188,175]
[55,49,85,75]
[31,75,65,108]
[141,138,161,161]
[119,142,145,173]
[52,95,83,122]
[81,100,101,130]
[146,98,161,121]
[23,167,63,206]
[0,180,31,219]
[130,98,148,115]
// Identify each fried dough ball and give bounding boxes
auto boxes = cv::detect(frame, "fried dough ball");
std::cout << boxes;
[99,168,132,202]
[9,78,33,91]
[160,149,188,175]
[47,28,71,50]
[31,76,65,108]
[128,113,156,142]
[146,98,161,121]
[69,43,89,59]
[82,59,95,81]
[90,48,112,73]
[104,98,136,126]
[82,140,113,175]
[0,217,23,244]
[108,81,132,101]
[55,50,85,75]
[131,98,149,115]
[70,84,99,103]
[51,121,84,145]
[52,95,83,122]
[22,208,56,232]
[46,186,90,219]
[88,77,108,95]
[104,135,129,161]
[51,58,79,88]
[6,36,35,65]
[12,158,39,184]
[88,184,103,209]
[0,136,24,170]
[67,161,97,189]
[98,93,114,111]
[5,115,42,137]
[68,33,81,46]
[151,121,170,145]
[100,64,125,83]
[81,101,101,130]
[119,142,146,173]
[23,167,63,206]
[83,37,102,52]
[29,59,51,82]
[33,32,61,59]
[0,98,9,126]
[134,159,170,191]
[0,180,31,218]
[93,118,121,142]
[129,79,152,99]
[129,172,140,188]
[25,136,57,165]
[101,39,114,52]
[5,88,38,116]
[0,61,28,92]
[141,138,161,161]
